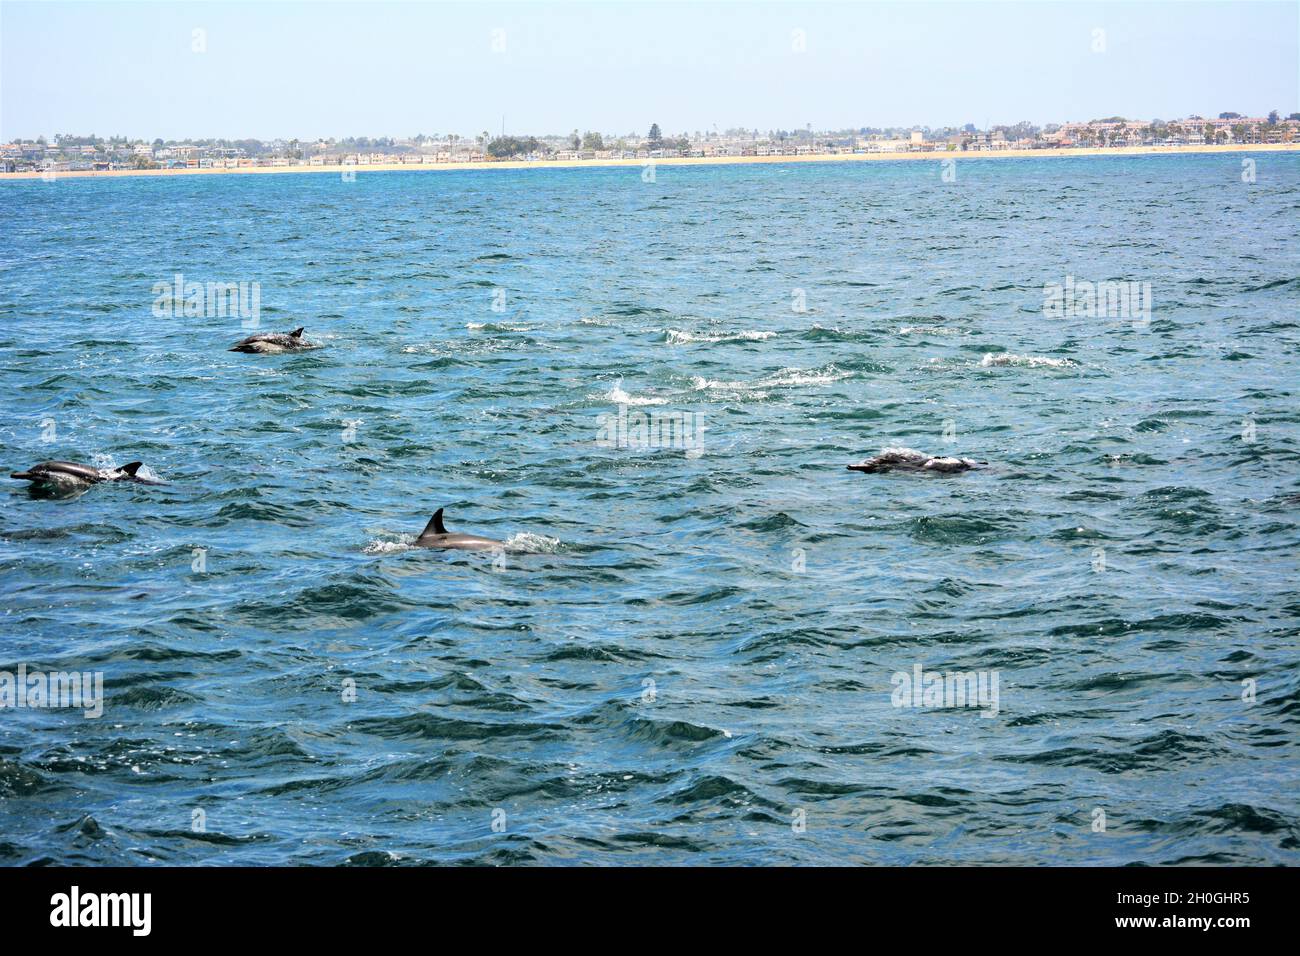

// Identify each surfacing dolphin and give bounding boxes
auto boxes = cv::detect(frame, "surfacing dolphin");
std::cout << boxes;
[847,447,983,475]
[229,326,316,354]
[414,508,505,551]
[10,460,163,492]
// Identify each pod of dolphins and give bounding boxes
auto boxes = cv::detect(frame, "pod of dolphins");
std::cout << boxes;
[11,326,985,552]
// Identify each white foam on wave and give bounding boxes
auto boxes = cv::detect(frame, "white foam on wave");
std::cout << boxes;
[899,325,965,336]
[689,376,771,399]
[362,535,417,555]
[760,365,851,387]
[467,321,535,332]
[601,379,668,406]
[505,532,562,553]
[689,364,849,397]
[980,352,1076,368]
[664,328,775,344]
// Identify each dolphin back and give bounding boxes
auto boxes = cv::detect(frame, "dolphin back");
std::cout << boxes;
[12,461,103,482]
[413,508,506,550]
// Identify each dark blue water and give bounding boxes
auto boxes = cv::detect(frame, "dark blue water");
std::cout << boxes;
[1,154,1298,865]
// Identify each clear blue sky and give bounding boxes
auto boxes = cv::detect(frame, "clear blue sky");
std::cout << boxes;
[2,1,1296,141]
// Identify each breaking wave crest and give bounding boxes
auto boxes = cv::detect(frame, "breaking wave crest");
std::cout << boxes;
[980,352,1076,368]
[663,328,776,344]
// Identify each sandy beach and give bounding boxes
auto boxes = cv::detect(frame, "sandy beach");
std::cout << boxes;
[2,142,1295,182]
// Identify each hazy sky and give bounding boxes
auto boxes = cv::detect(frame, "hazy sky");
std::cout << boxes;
[2,1,1297,141]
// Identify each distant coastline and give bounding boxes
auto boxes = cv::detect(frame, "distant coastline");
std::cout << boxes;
[2,142,1296,182]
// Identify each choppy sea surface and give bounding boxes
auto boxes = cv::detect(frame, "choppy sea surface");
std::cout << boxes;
[1,154,1298,865]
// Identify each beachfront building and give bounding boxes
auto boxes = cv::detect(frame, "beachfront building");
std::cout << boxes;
[861,138,910,153]
[1057,116,1298,147]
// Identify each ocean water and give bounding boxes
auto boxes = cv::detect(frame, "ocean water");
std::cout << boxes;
[1,153,1297,866]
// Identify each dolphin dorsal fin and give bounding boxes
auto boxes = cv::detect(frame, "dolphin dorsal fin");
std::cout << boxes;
[421,508,448,537]
[120,462,143,476]
[290,327,305,338]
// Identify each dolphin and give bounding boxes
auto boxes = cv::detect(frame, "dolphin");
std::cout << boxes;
[847,447,983,475]
[414,508,505,551]
[229,326,315,354]
[10,460,162,491]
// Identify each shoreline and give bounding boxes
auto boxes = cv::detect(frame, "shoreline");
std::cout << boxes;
[2,142,1296,182]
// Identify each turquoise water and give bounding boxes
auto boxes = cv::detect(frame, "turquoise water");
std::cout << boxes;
[1,154,1297,865]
